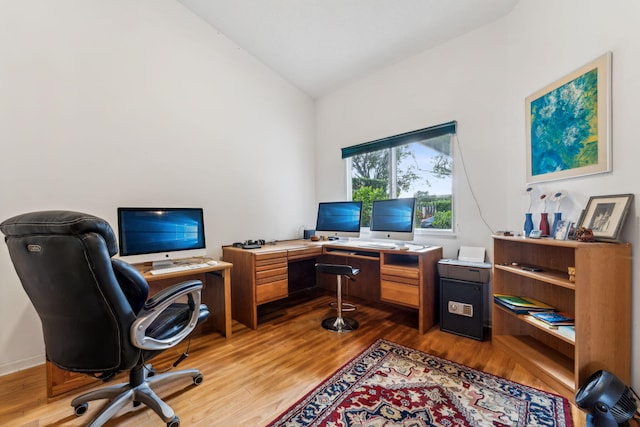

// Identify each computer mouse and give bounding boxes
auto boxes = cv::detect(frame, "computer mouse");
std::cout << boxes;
[206,260,218,266]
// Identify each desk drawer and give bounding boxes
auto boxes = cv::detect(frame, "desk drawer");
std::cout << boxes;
[288,246,323,261]
[380,265,419,280]
[256,265,288,285]
[255,252,287,268]
[380,279,419,308]
[256,279,288,304]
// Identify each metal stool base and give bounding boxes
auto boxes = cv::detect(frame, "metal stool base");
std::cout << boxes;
[316,263,360,333]
[329,301,356,312]
[322,316,359,333]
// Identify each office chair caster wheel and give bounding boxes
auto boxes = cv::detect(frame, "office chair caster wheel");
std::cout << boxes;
[167,416,180,427]
[74,402,88,416]
[193,373,203,385]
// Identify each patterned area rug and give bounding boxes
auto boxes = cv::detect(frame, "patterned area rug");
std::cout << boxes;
[268,339,573,427]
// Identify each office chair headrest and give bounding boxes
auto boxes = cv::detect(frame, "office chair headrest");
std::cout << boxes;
[0,210,119,257]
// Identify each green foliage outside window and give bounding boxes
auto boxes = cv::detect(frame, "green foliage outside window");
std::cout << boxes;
[352,186,387,227]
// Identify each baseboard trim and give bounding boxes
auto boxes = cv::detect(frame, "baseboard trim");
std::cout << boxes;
[0,355,44,377]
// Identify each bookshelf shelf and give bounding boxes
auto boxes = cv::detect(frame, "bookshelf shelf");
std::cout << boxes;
[493,335,575,393]
[491,236,631,400]
[494,304,575,344]
[494,264,575,290]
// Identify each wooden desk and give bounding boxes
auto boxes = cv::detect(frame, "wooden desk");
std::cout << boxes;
[46,259,232,398]
[222,241,323,330]
[222,240,442,334]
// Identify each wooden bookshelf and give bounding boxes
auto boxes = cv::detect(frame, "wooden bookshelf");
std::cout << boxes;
[491,236,631,400]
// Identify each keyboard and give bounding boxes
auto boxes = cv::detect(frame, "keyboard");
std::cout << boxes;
[352,241,398,249]
[149,263,210,275]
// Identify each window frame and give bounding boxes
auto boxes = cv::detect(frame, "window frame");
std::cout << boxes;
[343,121,457,235]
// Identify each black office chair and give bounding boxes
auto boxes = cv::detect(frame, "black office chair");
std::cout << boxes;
[0,211,210,427]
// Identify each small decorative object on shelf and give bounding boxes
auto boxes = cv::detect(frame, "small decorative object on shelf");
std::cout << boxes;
[567,267,576,283]
[524,187,534,237]
[539,193,550,236]
[554,220,571,240]
[549,191,567,236]
[551,212,562,235]
[539,213,550,236]
[575,227,595,242]
[524,213,534,237]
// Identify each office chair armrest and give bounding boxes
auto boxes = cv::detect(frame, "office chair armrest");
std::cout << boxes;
[131,280,203,351]
[143,280,202,310]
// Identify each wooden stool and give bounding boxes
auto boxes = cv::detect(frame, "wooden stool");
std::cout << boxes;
[316,263,360,332]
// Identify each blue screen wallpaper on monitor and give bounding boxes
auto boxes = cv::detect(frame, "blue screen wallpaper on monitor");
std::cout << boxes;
[371,198,415,232]
[316,202,362,232]
[118,208,205,256]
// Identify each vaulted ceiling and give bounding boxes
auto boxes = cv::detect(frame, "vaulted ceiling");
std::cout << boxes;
[177,0,520,97]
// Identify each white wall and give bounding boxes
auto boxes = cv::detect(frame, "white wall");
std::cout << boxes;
[0,0,316,374]
[317,0,640,390]
[316,20,510,256]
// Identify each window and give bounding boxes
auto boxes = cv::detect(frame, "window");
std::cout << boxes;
[342,121,455,231]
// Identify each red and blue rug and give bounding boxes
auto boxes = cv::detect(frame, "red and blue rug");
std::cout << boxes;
[268,339,573,426]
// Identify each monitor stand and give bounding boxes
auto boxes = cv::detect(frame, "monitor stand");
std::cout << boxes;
[152,259,175,269]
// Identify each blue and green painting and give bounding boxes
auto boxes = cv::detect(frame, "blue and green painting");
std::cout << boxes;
[530,68,598,176]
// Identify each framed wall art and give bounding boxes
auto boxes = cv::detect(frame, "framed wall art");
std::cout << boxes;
[577,193,633,242]
[526,52,611,183]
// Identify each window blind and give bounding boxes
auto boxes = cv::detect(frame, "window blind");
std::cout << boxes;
[341,121,457,159]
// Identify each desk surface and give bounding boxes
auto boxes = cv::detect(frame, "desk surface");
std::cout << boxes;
[224,241,324,253]
[134,259,233,282]
[224,239,435,254]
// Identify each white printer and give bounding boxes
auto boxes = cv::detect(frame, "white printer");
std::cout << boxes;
[437,246,491,283]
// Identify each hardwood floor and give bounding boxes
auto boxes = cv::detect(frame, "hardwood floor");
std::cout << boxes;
[0,292,588,426]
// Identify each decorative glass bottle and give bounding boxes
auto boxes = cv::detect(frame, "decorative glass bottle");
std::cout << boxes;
[524,213,534,237]
[551,212,562,237]
[539,212,550,236]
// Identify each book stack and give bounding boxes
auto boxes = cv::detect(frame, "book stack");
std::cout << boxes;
[493,294,556,314]
[529,311,575,327]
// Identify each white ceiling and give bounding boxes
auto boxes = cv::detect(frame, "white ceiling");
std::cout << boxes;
[177,0,520,98]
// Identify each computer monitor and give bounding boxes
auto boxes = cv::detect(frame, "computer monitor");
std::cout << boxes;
[369,198,416,242]
[315,201,362,239]
[117,207,206,267]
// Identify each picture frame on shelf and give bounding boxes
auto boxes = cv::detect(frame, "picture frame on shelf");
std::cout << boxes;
[567,222,578,240]
[525,52,611,184]
[554,220,571,240]
[577,194,634,242]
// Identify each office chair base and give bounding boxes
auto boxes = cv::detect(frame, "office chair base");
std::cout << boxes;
[322,316,359,332]
[70,367,202,427]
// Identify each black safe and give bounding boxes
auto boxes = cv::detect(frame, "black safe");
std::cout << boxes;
[439,277,485,341]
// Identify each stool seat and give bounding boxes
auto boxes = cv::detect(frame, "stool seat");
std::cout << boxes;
[315,264,360,276]
[316,263,360,333]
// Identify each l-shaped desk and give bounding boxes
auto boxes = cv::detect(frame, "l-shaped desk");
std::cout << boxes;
[222,239,442,334]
